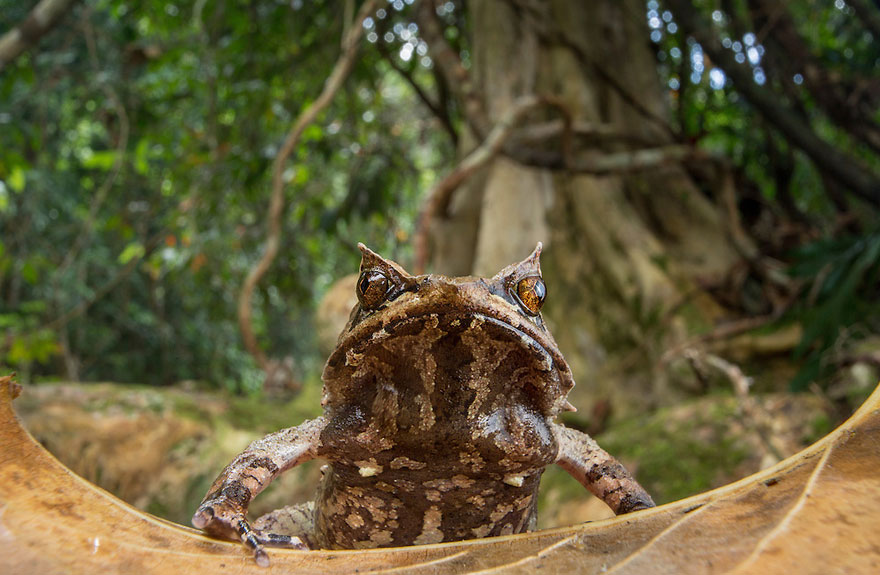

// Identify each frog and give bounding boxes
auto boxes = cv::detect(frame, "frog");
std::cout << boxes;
[192,243,654,566]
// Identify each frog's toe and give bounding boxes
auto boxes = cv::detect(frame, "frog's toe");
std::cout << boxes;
[254,530,310,550]
[192,505,214,529]
[254,547,270,568]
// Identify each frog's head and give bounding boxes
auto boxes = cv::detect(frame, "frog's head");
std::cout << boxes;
[323,244,574,464]
[322,243,574,435]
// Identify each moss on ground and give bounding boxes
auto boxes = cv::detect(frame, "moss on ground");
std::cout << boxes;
[597,400,750,505]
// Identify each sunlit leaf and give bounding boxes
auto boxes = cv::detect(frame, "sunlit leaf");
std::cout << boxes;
[80,150,120,171]
[7,166,25,192]
[118,242,145,265]
[134,139,151,175]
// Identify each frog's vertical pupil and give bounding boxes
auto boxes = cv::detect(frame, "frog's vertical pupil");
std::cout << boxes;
[357,270,389,309]
[515,276,546,315]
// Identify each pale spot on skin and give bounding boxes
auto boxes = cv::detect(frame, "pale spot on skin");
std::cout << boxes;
[422,478,449,491]
[362,496,389,523]
[459,451,485,471]
[489,503,513,523]
[514,495,534,511]
[345,350,363,367]
[415,393,436,430]
[467,494,486,508]
[471,524,493,538]
[425,489,442,502]
[357,465,382,477]
[452,475,475,488]
[355,426,394,451]
[497,457,519,470]
[370,530,394,546]
[346,513,365,529]
[413,506,444,545]
[503,474,525,487]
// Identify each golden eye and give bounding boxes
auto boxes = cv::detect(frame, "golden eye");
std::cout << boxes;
[356,270,389,310]
[514,276,546,316]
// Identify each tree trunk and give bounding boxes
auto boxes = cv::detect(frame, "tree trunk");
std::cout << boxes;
[430,0,742,413]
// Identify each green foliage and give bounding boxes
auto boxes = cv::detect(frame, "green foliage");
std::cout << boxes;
[787,230,880,390]
[0,0,449,387]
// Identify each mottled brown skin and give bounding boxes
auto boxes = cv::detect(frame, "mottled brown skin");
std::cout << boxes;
[193,243,654,564]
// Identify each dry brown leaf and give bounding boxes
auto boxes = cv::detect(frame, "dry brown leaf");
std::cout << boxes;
[1,374,878,574]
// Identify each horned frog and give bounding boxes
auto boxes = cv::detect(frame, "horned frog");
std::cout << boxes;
[193,243,654,565]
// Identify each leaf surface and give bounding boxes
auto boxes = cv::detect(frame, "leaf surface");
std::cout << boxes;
[1,374,878,574]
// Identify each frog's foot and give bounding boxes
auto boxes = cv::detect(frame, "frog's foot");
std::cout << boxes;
[192,496,277,566]
[191,505,270,566]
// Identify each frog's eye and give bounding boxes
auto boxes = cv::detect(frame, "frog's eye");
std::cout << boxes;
[357,270,390,310]
[513,275,546,316]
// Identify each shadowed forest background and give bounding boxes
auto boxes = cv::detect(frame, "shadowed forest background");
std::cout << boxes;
[1,0,878,528]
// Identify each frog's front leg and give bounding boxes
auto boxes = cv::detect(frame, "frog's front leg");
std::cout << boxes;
[553,424,655,514]
[192,417,327,565]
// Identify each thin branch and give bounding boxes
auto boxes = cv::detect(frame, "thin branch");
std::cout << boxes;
[415,0,491,139]
[661,314,781,364]
[568,144,717,174]
[237,0,381,370]
[509,119,658,149]
[413,95,544,273]
[0,0,80,71]
[681,348,785,463]
[374,35,458,145]
[412,94,577,273]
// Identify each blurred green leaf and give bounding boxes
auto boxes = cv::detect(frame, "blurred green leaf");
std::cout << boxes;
[134,140,151,175]
[118,243,145,265]
[81,150,120,171]
[7,166,26,192]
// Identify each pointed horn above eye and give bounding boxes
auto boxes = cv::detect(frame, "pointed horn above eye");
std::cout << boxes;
[357,243,384,272]
[491,241,545,282]
[519,241,543,274]
[357,243,413,277]
[528,242,543,263]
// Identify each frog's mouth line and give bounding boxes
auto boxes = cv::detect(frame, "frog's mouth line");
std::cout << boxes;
[357,308,572,383]
[471,313,556,373]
